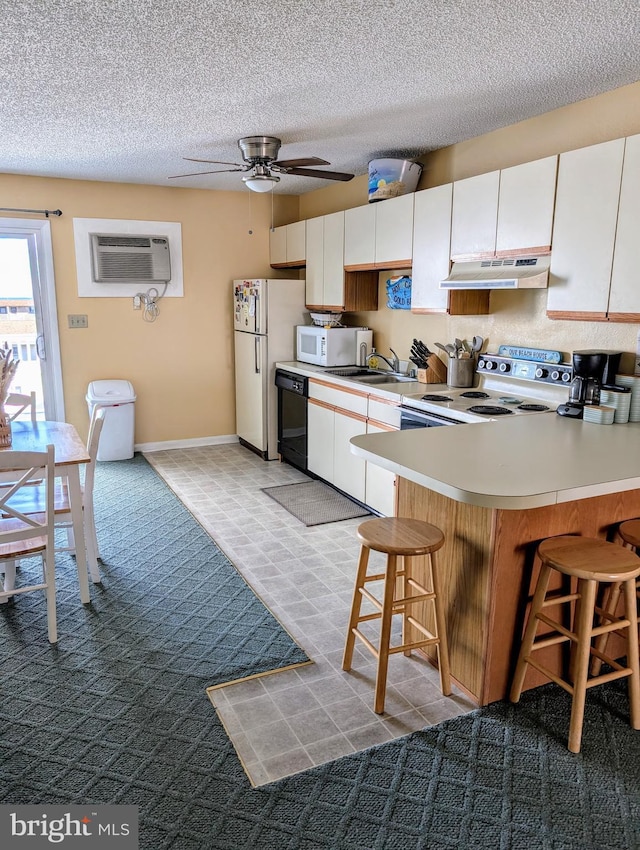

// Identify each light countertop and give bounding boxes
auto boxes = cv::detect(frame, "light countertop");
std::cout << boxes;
[276,360,424,401]
[350,414,640,510]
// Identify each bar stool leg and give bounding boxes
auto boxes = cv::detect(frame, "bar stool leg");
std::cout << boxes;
[510,563,552,703]
[374,553,397,714]
[624,577,640,731]
[566,579,596,752]
[401,555,412,657]
[342,545,370,672]
[591,581,622,676]
[430,549,452,696]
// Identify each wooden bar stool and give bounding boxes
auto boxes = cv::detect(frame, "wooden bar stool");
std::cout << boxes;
[591,519,640,676]
[510,535,640,753]
[342,517,451,714]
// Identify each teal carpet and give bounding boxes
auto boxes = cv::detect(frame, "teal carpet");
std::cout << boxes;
[1,455,639,849]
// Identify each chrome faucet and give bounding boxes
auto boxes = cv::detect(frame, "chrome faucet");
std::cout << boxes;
[366,348,401,373]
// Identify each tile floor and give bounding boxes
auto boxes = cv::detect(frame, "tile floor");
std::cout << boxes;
[145,443,476,786]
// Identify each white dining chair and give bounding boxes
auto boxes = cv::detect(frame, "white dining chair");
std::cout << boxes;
[0,445,57,642]
[5,391,37,423]
[1,407,106,590]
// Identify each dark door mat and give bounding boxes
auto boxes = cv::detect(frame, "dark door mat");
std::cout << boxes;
[261,480,371,526]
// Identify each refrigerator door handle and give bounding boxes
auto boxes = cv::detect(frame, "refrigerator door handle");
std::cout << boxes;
[255,290,260,334]
[254,336,260,373]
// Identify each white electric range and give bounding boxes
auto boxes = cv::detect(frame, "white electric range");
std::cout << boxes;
[400,353,573,427]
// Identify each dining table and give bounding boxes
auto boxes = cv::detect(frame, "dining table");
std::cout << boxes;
[1,419,96,603]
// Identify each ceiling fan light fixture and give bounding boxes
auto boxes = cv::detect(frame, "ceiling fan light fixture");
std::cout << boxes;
[242,173,280,192]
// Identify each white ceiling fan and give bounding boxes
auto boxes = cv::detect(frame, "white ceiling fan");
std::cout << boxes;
[169,135,355,191]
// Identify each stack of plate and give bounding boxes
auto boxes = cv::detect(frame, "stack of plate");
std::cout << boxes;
[600,388,632,423]
[615,374,640,421]
[583,405,615,425]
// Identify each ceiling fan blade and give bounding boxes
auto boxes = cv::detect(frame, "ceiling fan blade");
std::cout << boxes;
[285,167,354,182]
[273,157,330,168]
[168,167,247,179]
[183,157,245,167]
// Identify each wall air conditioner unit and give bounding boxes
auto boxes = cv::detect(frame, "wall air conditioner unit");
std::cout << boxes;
[90,233,171,283]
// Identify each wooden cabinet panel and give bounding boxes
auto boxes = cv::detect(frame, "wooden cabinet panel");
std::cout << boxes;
[609,133,640,319]
[451,170,500,259]
[496,155,557,254]
[547,138,625,319]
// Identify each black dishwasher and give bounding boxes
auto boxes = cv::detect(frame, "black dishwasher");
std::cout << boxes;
[275,370,308,472]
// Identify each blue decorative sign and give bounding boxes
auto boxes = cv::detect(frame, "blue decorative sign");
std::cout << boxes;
[386,275,411,310]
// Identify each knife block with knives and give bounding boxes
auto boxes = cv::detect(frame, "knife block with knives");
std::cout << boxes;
[411,338,448,384]
[417,355,447,384]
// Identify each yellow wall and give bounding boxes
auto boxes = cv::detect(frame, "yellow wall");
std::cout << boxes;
[0,174,297,442]
[299,81,640,374]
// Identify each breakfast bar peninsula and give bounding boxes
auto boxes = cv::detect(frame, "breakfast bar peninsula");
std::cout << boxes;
[351,414,640,706]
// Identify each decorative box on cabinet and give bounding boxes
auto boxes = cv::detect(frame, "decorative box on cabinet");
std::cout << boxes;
[270,221,306,268]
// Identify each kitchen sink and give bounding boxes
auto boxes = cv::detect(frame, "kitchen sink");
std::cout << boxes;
[353,374,416,384]
[324,367,416,384]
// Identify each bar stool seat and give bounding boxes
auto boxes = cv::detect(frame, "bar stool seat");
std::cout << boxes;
[342,517,451,714]
[510,534,640,753]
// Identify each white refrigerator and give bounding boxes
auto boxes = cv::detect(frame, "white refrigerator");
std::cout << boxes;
[233,278,307,459]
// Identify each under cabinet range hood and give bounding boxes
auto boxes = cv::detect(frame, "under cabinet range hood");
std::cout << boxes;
[440,255,551,290]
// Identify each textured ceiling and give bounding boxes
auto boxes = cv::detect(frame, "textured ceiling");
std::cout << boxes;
[1,0,639,195]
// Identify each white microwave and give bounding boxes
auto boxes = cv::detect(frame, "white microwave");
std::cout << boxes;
[296,326,370,367]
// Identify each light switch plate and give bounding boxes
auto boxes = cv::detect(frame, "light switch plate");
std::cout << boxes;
[68,314,88,328]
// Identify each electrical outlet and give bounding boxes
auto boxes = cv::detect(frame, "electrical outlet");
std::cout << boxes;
[68,314,88,328]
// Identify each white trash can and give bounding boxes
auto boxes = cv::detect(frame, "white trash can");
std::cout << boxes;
[86,380,136,461]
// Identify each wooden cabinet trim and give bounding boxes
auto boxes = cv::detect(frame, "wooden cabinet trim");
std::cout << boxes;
[310,378,369,401]
[546,310,608,321]
[494,245,550,259]
[335,408,368,425]
[344,260,412,272]
[605,312,640,323]
[367,395,399,407]
[270,261,305,269]
[308,397,334,413]
[367,419,398,431]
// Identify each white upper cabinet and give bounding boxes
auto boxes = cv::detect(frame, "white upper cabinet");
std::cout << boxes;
[450,170,500,258]
[547,138,625,319]
[411,183,452,313]
[269,220,306,266]
[374,193,414,266]
[608,133,640,319]
[495,156,557,254]
[343,194,414,269]
[344,204,376,267]
[305,215,325,307]
[322,211,346,309]
[269,225,287,265]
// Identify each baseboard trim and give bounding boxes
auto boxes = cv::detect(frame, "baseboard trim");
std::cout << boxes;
[136,434,239,453]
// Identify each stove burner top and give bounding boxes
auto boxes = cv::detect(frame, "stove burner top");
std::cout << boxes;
[517,403,550,412]
[460,391,490,399]
[421,394,453,402]
[467,405,514,416]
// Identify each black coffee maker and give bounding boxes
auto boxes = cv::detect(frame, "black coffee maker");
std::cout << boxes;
[557,350,614,418]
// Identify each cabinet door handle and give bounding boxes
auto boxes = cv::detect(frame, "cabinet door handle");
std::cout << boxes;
[254,337,260,373]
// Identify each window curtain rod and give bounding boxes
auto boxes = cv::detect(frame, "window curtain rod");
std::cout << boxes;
[0,207,62,217]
